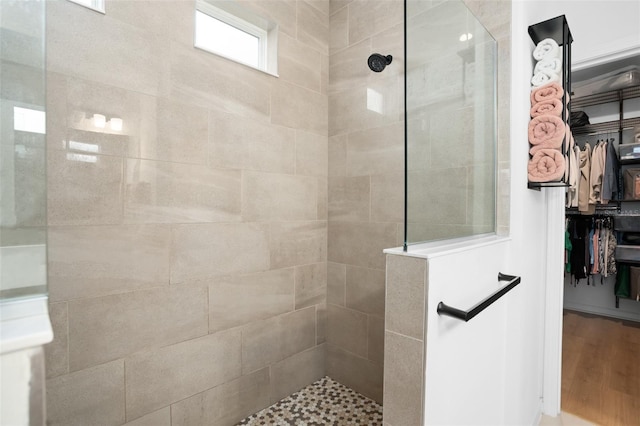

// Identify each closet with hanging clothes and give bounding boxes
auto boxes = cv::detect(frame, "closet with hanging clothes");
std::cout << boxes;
[563,57,640,321]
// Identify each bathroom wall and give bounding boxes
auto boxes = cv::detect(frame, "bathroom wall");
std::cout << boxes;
[43,0,328,424]
[326,0,404,403]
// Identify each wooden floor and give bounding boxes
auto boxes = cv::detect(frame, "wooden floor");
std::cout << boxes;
[562,310,640,426]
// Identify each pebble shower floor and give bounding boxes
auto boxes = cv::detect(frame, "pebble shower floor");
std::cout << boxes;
[236,376,384,425]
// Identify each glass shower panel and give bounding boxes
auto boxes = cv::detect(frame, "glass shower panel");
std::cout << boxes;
[0,0,47,300]
[405,0,497,247]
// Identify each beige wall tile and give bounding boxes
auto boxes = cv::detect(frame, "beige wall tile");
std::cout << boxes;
[368,315,385,363]
[371,173,404,223]
[327,262,346,306]
[48,224,171,302]
[45,302,68,378]
[279,33,323,93]
[348,0,403,45]
[241,307,316,374]
[321,50,329,95]
[297,1,330,55]
[329,5,349,54]
[47,1,165,96]
[306,0,330,16]
[346,265,385,316]
[330,79,400,136]
[407,168,468,226]
[63,77,153,158]
[68,286,208,371]
[317,303,327,344]
[328,176,370,222]
[171,223,270,283]
[318,176,328,220]
[246,0,297,39]
[47,151,123,226]
[209,268,295,333]
[63,129,129,159]
[326,304,368,358]
[329,39,371,94]
[328,134,347,177]
[47,360,125,426]
[295,262,327,309]
[270,344,326,403]
[123,408,170,426]
[386,255,426,340]
[46,72,67,152]
[171,368,270,426]
[271,81,328,135]
[330,0,352,15]
[107,0,194,48]
[383,331,424,426]
[269,221,327,269]
[326,344,383,403]
[124,159,241,223]
[126,97,209,165]
[242,171,318,221]
[346,123,404,176]
[126,329,242,421]
[167,46,271,121]
[209,111,296,174]
[328,221,397,269]
[297,130,328,177]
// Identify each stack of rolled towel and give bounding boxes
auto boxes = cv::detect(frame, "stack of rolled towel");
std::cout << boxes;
[528,81,569,183]
[528,37,569,183]
[531,38,562,88]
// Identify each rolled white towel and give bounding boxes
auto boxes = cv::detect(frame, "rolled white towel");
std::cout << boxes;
[533,38,560,61]
[534,58,562,75]
[531,69,561,88]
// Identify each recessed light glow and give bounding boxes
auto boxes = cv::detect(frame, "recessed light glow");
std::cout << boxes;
[459,33,473,42]
[93,113,106,128]
[109,117,123,131]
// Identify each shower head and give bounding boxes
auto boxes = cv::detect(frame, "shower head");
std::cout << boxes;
[368,54,393,72]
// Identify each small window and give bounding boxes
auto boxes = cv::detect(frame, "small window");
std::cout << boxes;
[67,0,105,13]
[195,0,278,76]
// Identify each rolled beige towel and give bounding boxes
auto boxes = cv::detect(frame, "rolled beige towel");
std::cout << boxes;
[530,82,564,104]
[529,114,565,154]
[528,148,566,182]
[530,99,563,118]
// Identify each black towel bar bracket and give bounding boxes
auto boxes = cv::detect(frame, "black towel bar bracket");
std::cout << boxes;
[437,273,521,322]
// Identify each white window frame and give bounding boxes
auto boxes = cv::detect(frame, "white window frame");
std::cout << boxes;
[67,0,105,14]
[194,0,278,76]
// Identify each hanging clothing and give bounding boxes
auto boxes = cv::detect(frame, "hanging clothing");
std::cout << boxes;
[566,137,580,208]
[565,223,573,273]
[578,143,595,214]
[569,217,590,282]
[589,141,607,205]
[601,139,620,203]
[606,229,617,276]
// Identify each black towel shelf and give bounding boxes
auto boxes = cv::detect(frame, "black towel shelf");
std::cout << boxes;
[437,273,521,322]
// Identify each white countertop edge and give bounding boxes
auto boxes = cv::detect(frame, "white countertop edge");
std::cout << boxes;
[0,296,53,355]
[384,234,512,260]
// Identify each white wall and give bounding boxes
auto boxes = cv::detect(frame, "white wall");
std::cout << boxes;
[524,0,640,68]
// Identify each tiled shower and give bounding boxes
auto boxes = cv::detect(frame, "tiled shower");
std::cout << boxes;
[19,0,513,424]
[46,0,396,425]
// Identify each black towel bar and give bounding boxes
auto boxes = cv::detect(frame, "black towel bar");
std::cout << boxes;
[437,273,521,322]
